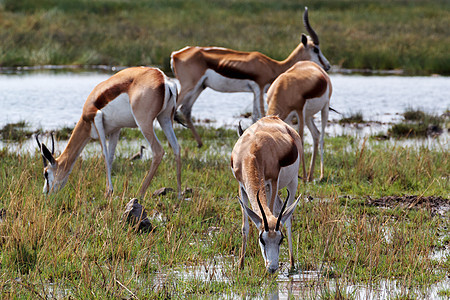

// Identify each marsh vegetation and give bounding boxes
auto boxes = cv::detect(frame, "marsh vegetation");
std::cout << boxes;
[0,125,448,298]
[0,0,449,298]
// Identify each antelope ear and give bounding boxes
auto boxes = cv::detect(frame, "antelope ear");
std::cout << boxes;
[238,198,262,229]
[41,143,56,165]
[301,34,308,47]
[279,196,301,226]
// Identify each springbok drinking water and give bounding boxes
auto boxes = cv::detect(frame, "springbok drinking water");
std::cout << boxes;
[231,116,302,273]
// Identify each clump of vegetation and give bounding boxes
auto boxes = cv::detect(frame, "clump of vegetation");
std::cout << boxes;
[438,289,450,298]
[338,111,364,124]
[403,109,426,121]
[388,109,445,138]
[54,125,74,140]
[0,121,34,141]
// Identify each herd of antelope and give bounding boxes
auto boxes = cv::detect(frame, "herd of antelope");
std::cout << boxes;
[35,7,332,274]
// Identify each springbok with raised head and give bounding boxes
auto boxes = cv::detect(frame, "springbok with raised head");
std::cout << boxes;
[266,61,332,182]
[231,116,302,273]
[171,7,330,147]
[35,67,182,198]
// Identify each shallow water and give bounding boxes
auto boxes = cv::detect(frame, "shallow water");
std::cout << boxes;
[1,70,449,298]
[1,71,449,131]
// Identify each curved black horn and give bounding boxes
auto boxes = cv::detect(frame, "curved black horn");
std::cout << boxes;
[256,190,269,232]
[303,7,320,45]
[51,131,55,155]
[35,133,47,167]
[35,132,42,149]
[276,190,290,231]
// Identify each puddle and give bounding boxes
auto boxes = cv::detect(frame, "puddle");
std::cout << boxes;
[147,254,450,299]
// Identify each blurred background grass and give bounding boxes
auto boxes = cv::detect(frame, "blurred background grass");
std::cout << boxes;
[0,0,449,74]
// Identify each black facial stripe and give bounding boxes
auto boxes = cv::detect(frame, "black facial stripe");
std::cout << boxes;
[319,56,326,68]
[259,233,265,246]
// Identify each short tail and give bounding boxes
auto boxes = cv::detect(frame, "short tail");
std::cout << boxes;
[329,106,341,114]
[174,111,187,127]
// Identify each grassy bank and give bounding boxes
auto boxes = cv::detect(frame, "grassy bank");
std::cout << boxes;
[0,126,448,298]
[0,0,449,75]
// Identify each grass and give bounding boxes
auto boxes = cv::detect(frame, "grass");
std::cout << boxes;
[0,121,34,141]
[0,0,449,75]
[0,125,448,298]
[338,111,365,124]
[388,108,446,138]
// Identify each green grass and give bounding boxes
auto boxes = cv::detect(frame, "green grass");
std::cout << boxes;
[388,108,446,138]
[338,111,365,124]
[0,126,448,298]
[0,121,34,141]
[0,0,449,74]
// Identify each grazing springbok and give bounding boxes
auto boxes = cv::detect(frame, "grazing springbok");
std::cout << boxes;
[171,7,330,147]
[231,116,302,273]
[35,67,182,198]
[266,61,332,182]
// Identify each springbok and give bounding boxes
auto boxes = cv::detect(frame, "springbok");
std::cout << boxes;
[35,67,182,198]
[231,116,302,273]
[171,7,330,147]
[266,61,332,182]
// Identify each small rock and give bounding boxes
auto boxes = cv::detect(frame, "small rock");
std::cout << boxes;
[153,187,174,197]
[121,198,152,232]
[183,187,193,196]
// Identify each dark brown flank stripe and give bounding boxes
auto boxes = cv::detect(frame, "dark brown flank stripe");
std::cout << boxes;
[304,74,327,99]
[279,141,298,168]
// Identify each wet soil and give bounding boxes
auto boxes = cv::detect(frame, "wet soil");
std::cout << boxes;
[367,195,450,216]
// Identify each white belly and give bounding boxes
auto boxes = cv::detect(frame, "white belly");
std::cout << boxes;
[304,86,330,116]
[263,155,299,191]
[204,69,258,93]
[91,93,137,138]
[277,155,300,189]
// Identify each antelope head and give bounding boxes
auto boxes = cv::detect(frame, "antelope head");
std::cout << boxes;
[301,7,331,71]
[239,190,300,273]
[35,133,67,193]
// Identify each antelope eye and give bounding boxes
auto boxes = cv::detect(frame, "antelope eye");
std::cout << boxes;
[313,47,319,54]
[259,234,265,246]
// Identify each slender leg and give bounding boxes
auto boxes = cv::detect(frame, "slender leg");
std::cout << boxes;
[131,91,165,197]
[93,111,114,195]
[296,109,307,181]
[180,85,205,148]
[319,104,329,180]
[305,115,320,182]
[249,83,262,122]
[138,125,164,198]
[285,178,298,269]
[239,187,250,269]
[107,129,120,167]
[257,85,265,120]
[157,110,182,199]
